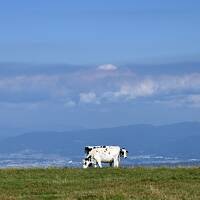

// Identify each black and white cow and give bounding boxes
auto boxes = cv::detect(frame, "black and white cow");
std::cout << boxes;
[83,146,128,168]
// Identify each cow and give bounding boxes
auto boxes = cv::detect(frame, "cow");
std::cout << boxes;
[82,146,128,168]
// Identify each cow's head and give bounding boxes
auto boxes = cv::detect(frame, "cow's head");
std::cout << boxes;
[82,156,93,168]
[120,148,128,158]
[84,146,93,155]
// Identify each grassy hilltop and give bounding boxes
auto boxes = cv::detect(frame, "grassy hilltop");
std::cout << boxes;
[0,168,200,200]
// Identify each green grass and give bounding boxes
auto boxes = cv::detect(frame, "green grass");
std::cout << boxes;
[0,167,200,200]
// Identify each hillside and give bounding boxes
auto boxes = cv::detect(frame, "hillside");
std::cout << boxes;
[0,122,200,158]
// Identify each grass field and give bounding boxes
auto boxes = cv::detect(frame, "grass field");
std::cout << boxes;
[0,167,200,200]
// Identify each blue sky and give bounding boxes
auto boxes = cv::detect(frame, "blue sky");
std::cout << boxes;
[0,0,200,136]
[1,0,200,64]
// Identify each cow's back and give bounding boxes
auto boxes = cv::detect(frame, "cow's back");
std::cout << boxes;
[88,146,120,162]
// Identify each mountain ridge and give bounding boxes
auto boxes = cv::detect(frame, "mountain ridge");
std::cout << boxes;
[1,121,200,158]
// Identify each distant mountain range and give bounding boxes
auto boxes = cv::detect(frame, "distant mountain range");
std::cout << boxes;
[1,122,200,158]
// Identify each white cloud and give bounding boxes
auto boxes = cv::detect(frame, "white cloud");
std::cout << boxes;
[97,64,118,71]
[104,73,200,102]
[79,92,99,104]
[64,100,76,107]
[113,79,157,99]
[158,73,200,91]
[1,66,200,108]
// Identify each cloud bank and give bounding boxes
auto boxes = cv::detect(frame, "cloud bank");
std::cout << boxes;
[0,63,200,108]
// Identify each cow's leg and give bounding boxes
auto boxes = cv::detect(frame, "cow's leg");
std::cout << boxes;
[97,160,102,168]
[91,157,97,168]
[113,158,119,168]
[95,160,102,168]
[94,163,97,168]
[109,161,113,167]
[93,160,97,168]
[94,156,102,168]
